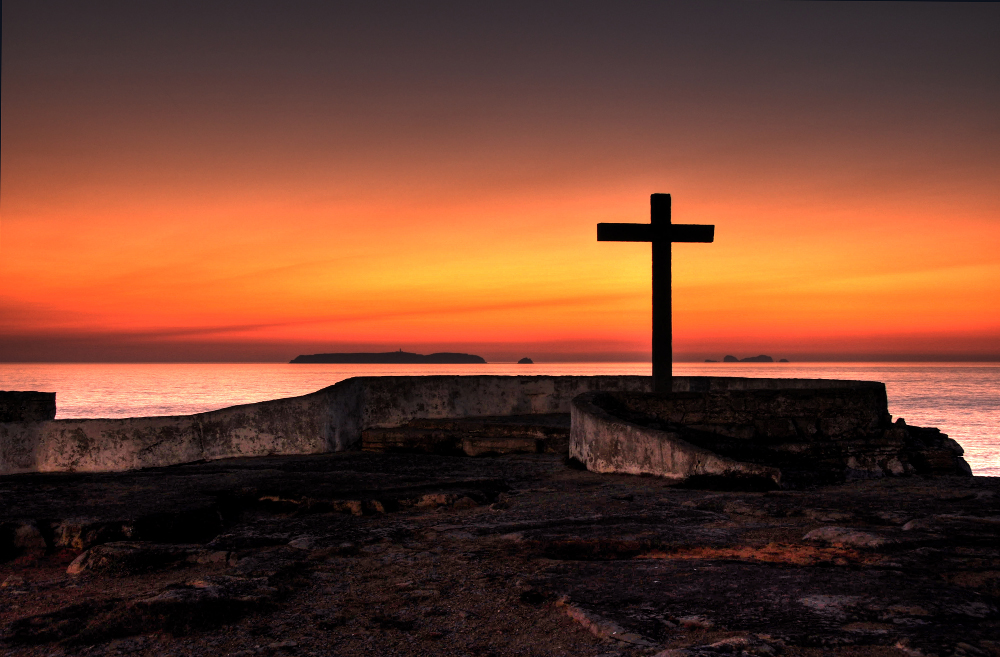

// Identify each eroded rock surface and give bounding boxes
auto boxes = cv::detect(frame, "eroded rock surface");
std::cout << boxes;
[1,452,997,657]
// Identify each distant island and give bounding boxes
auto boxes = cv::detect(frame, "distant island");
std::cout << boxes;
[517,357,534,364]
[290,351,487,364]
[723,354,776,363]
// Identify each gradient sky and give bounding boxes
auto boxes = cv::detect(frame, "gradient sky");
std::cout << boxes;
[2,1,998,362]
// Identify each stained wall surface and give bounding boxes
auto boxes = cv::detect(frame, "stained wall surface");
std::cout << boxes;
[0,375,650,474]
[570,382,970,485]
[3,375,928,476]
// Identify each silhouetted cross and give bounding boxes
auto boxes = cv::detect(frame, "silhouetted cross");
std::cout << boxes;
[598,194,714,393]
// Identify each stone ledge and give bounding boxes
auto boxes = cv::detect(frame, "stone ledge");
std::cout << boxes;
[570,388,971,487]
[1,375,650,474]
[569,391,783,487]
[1,375,970,478]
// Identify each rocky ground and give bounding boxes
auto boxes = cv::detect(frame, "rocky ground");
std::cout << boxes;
[1,451,998,657]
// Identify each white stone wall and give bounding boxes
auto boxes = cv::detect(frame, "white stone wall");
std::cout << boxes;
[569,391,782,483]
[1,375,651,474]
[0,374,885,476]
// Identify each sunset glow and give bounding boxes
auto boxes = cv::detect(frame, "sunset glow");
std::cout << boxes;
[2,2,998,362]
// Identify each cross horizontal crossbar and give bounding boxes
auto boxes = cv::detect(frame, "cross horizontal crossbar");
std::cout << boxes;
[597,223,715,243]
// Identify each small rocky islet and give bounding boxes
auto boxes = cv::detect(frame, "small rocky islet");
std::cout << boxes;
[705,355,790,363]
[289,351,487,364]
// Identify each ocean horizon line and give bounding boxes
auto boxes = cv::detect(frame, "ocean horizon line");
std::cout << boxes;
[3,359,999,365]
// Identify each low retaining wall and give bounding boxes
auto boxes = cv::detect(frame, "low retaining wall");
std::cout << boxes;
[570,391,783,485]
[570,378,970,485]
[0,375,650,474]
[0,390,335,475]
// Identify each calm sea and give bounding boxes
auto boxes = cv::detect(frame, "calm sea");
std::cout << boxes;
[1,362,997,476]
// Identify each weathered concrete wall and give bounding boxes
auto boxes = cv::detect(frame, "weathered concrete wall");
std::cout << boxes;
[570,391,782,485]
[309,374,651,452]
[568,376,888,484]
[351,375,650,432]
[0,388,338,475]
[1,375,650,475]
[5,374,963,479]
[570,380,971,485]
[605,384,891,446]
[0,391,56,423]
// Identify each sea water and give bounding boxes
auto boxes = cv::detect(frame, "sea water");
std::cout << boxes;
[1,362,997,476]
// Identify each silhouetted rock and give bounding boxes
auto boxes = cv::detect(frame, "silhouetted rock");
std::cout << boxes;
[517,357,534,364]
[290,351,486,364]
[779,358,789,362]
[0,391,56,422]
[67,542,231,576]
[704,359,718,363]
[740,355,774,362]
[723,355,738,362]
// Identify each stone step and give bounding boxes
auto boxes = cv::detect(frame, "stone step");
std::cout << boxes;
[361,414,570,456]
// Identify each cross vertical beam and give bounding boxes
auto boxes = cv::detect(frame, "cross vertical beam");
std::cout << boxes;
[651,193,672,394]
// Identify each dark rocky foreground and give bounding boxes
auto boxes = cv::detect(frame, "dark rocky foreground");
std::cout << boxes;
[1,452,998,657]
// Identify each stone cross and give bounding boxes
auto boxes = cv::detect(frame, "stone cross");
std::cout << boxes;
[598,194,715,393]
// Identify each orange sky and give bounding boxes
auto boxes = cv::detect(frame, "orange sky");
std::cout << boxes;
[2,2,998,362]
